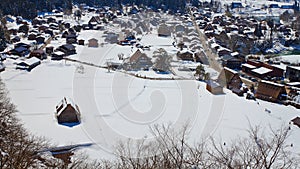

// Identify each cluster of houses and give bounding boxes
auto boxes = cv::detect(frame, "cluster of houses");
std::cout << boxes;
[205,65,299,108]
[0,2,299,111]
[0,6,124,71]
[185,2,300,109]
[122,49,153,71]
[190,1,300,69]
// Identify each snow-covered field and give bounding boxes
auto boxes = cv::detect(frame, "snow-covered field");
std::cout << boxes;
[2,57,300,159]
[277,55,300,64]
[1,9,300,160]
[2,34,300,160]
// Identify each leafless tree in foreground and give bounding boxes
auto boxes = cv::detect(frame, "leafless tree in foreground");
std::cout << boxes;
[207,125,298,169]
[112,124,299,169]
[0,79,64,168]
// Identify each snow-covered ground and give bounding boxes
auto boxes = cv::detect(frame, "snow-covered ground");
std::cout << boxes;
[2,57,300,160]
[1,9,300,161]
[277,55,300,65]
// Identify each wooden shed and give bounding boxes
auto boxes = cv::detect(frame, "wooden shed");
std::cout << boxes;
[88,38,99,47]
[206,80,224,95]
[218,67,242,90]
[78,39,85,46]
[16,57,41,71]
[128,49,153,70]
[291,117,300,128]
[255,80,287,102]
[55,97,81,124]
[286,66,300,82]
[177,50,194,62]
[158,24,171,37]
[51,51,65,60]
[30,49,47,60]
[46,46,54,55]
[57,44,76,56]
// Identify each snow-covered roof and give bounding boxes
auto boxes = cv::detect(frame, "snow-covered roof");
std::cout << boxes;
[16,57,41,66]
[56,97,79,116]
[287,82,300,86]
[251,67,272,75]
[260,80,284,87]
[25,57,41,65]
[217,47,231,53]
[53,51,65,56]
[241,63,256,69]
[207,80,222,88]
[224,67,238,74]
[289,66,300,71]
[211,42,220,49]
[231,52,239,57]
[271,64,286,70]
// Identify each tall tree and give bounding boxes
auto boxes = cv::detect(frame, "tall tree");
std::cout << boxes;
[153,48,172,72]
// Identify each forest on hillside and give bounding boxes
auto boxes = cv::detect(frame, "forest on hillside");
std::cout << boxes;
[0,0,192,19]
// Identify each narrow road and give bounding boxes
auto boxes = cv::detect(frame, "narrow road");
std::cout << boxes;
[39,36,53,50]
[189,8,223,73]
[64,57,187,80]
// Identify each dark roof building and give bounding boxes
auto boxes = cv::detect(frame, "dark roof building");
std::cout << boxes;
[255,80,287,102]
[57,44,76,56]
[218,67,242,90]
[55,97,81,124]
[291,117,300,128]
[206,80,224,95]
[29,49,47,60]
[16,57,41,71]
[286,66,300,82]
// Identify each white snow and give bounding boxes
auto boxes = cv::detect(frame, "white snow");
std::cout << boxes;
[1,9,300,161]
[251,67,273,75]
[277,55,300,64]
[241,63,256,69]
[2,54,300,160]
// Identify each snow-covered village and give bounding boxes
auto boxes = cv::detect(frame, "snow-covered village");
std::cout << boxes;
[0,0,300,168]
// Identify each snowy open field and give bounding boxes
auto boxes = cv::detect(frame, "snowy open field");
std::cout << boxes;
[1,22,300,160]
[2,57,300,159]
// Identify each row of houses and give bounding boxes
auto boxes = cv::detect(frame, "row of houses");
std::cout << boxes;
[122,49,153,70]
[241,59,300,83]
[191,4,300,61]
[241,60,285,79]
[206,66,298,108]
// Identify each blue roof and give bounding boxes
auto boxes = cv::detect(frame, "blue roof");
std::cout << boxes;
[232,2,243,9]
[14,46,28,53]
[269,4,280,8]
[281,5,294,9]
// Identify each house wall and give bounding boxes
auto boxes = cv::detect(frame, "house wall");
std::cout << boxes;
[228,74,242,89]
[247,60,284,77]
[206,84,223,95]
[255,82,286,102]
[177,52,194,61]
[132,56,153,70]
[242,65,255,73]
[286,67,300,82]
[223,60,241,70]
[57,105,79,123]
[88,40,99,47]
[250,71,271,79]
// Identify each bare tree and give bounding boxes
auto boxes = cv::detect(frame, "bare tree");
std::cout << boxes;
[153,48,172,72]
[112,123,299,169]
[207,125,299,169]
